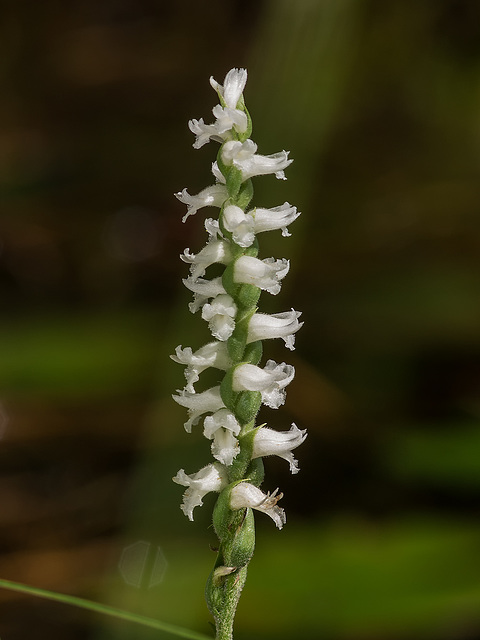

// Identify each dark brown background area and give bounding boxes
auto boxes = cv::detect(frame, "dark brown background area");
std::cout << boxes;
[1,1,480,639]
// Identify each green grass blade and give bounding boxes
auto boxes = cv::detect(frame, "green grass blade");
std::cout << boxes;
[0,578,212,640]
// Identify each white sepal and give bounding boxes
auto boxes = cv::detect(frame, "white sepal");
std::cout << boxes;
[234,255,289,295]
[173,462,228,521]
[221,139,293,181]
[170,341,230,392]
[232,360,295,409]
[203,408,241,466]
[172,386,225,432]
[175,184,228,222]
[247,309,303,350]
[181,239,231,279]
[182,276,226,313]
[230,482,286,529]
[201,294,237,341]
[210,68,248,109]
[252,423,307,474]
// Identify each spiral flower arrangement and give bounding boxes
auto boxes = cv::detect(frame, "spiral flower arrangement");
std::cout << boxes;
[172,68,306,640]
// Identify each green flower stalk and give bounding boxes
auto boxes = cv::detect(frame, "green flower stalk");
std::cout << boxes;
[172,68,306,640]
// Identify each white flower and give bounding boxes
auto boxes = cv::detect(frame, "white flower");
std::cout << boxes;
[232,359,295,409]
[182,276,226,313]
[172,386,225,432]
[173,462,228,521]
[175,184,228,222]
[170,342,230,392]
[230,482,286,529]
[233,255,289,295]
[222,205,256,247]
[247,309,303,350]
[188,118,223,149]
[252,424,307,474]
[210,68,248,109]
[221,139,293,181]
[204,408,241,466]
[222,203,300,248]
[201,294,237,341]
[252,202,300,237]
[188,107,247,149]
[181,239,232,279]
[212,105,247,134]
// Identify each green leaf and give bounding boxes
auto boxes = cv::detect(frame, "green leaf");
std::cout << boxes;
[0,578,212,640]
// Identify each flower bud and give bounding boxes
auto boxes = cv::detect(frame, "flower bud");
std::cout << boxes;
[210,68,248,109]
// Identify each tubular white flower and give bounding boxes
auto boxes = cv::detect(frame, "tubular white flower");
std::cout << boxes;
[181,239,232,279]
[232,359,295,409]
[247,309,303,350]
[201,294,237,341]
[222,203,300,248]
[221,139,293,181]
[252,202,300,237]
[170,341,231,392]
[183,276,226,313]
[203,408,241,466]
[252,423,307,474]
[176,184,228,222]
[222,204,255,248]
[210,68,248,109]
[233,255,289,295]
[172,386,225,432]
[230,482,286,529]
[173,462,228,521]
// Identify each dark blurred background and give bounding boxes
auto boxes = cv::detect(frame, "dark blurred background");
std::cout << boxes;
[1,1,480,639]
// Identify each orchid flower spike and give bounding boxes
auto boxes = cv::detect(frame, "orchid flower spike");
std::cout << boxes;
[172,67,306,639]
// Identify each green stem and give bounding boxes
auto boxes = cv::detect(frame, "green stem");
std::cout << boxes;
[209,113,262,640]
[214,567,248,640]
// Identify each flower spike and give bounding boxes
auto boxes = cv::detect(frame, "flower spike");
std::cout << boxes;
[172,67,305,639]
